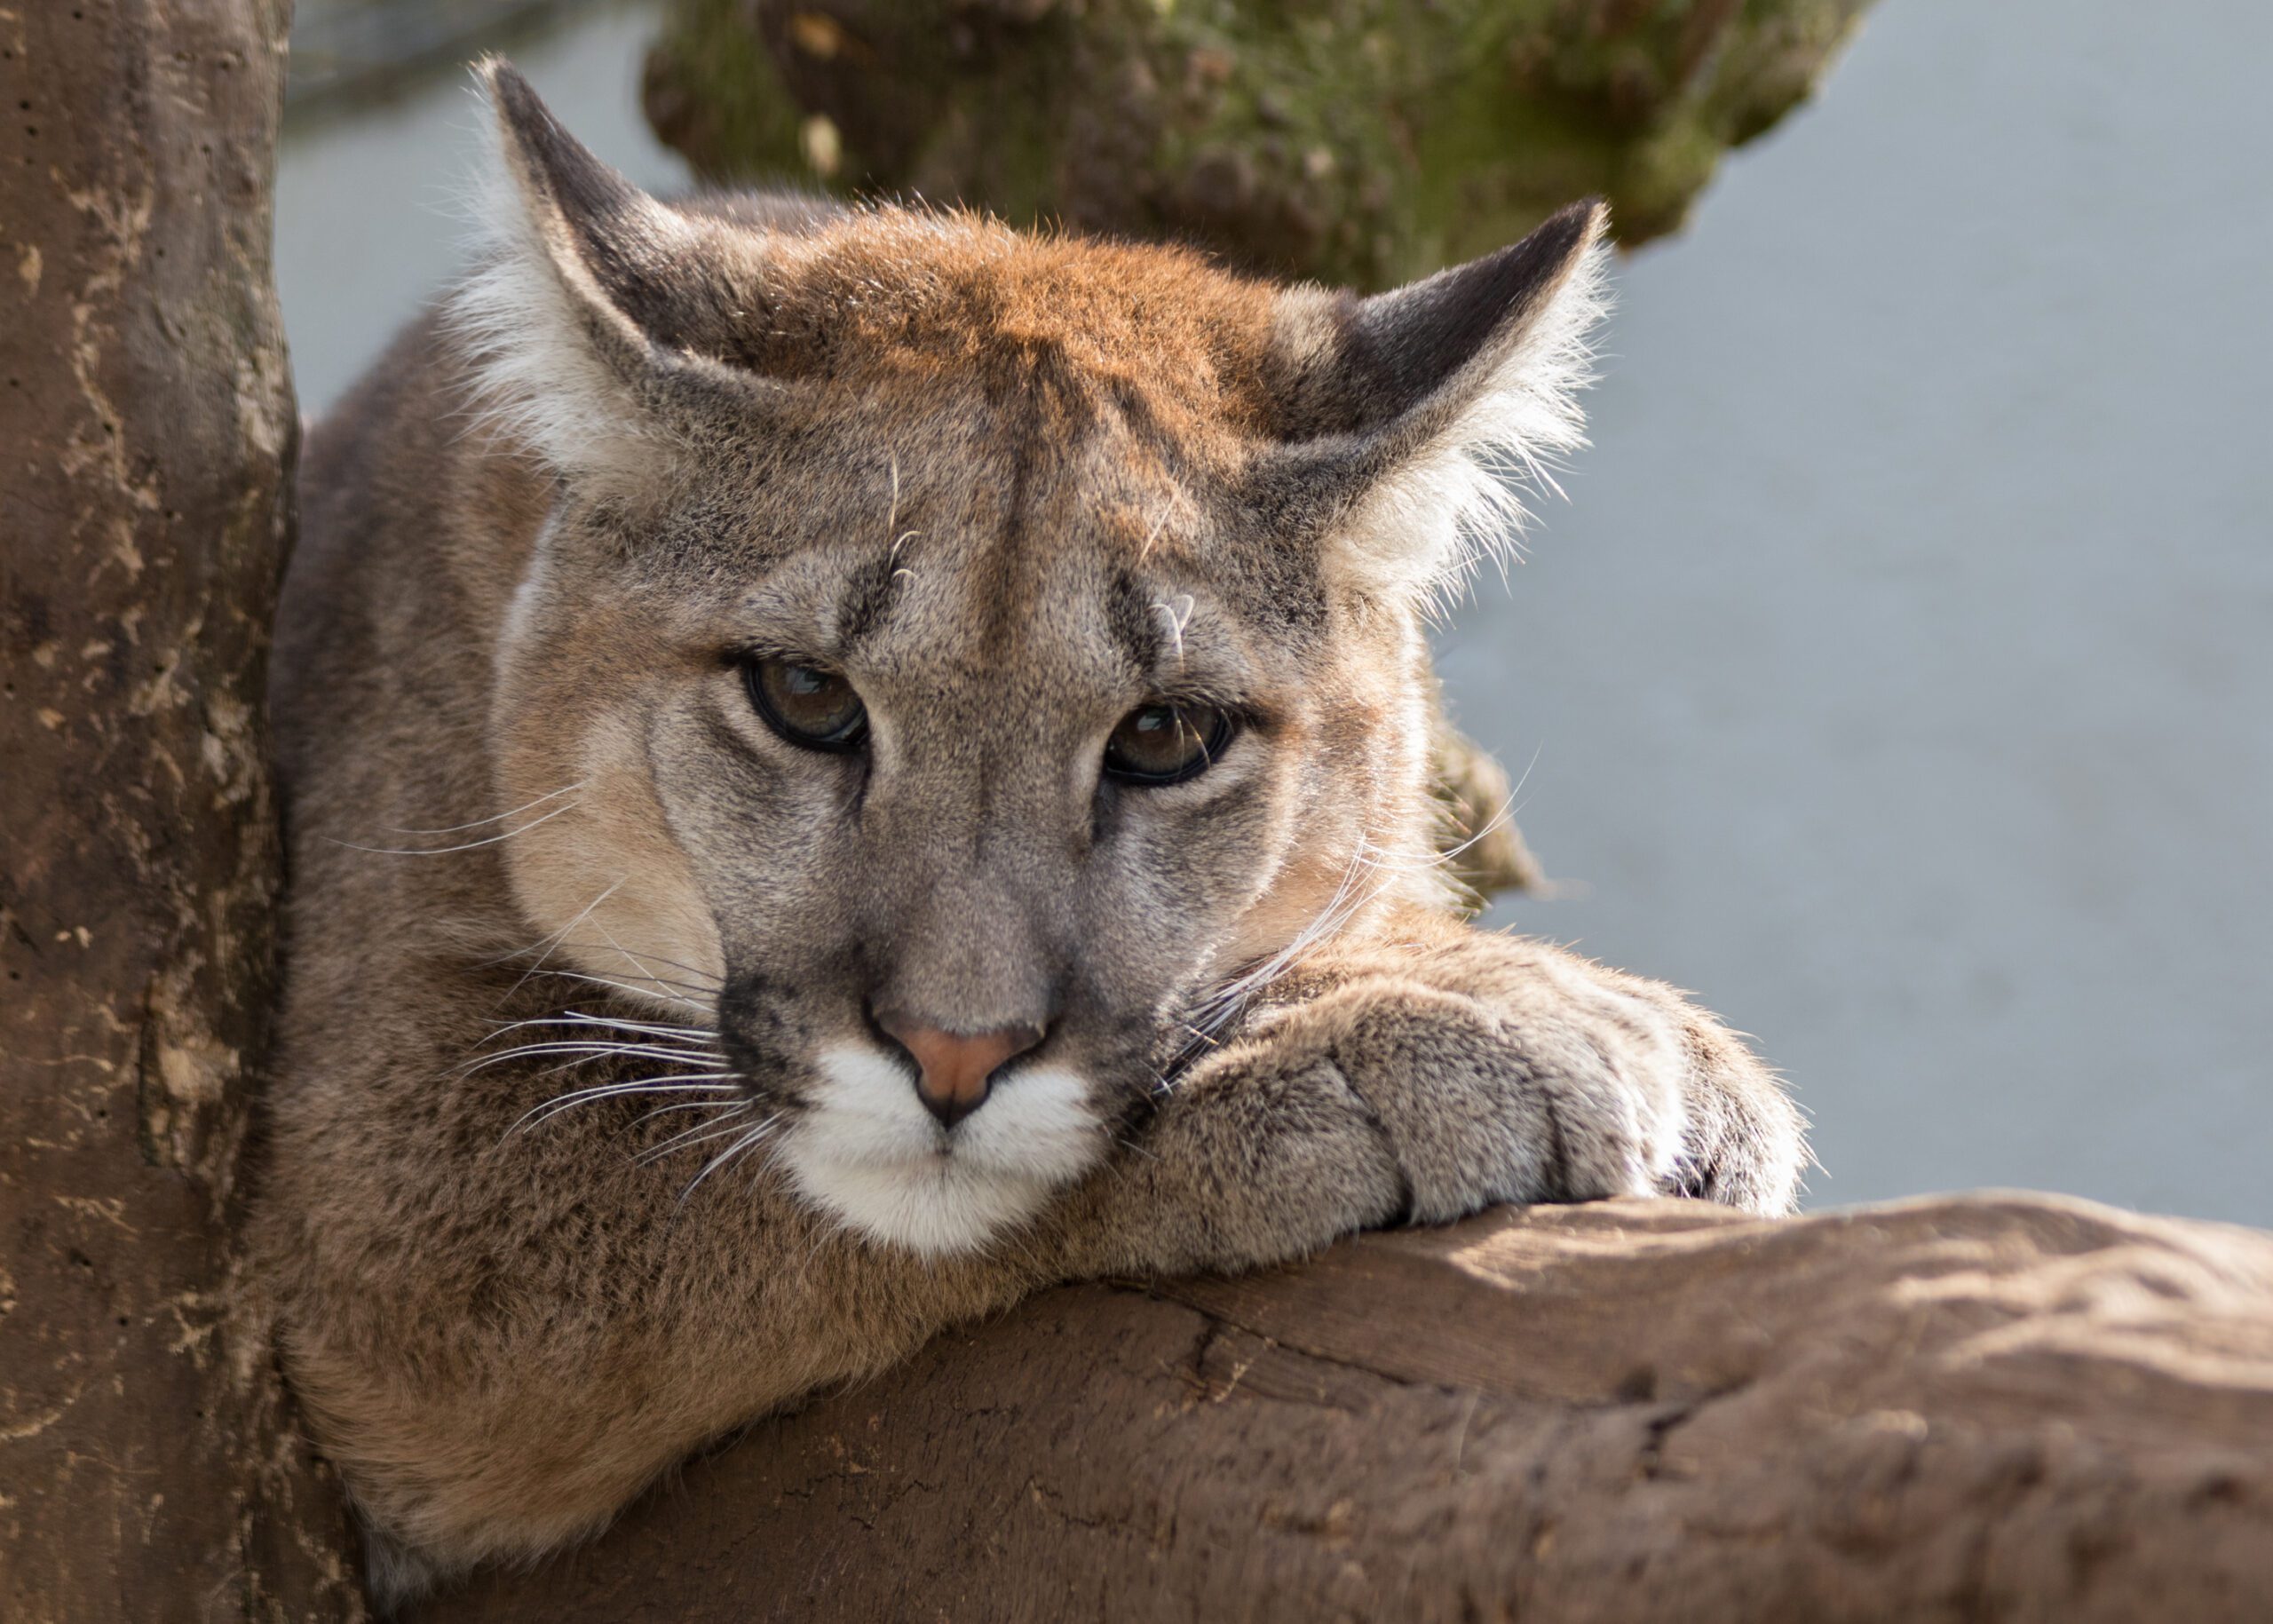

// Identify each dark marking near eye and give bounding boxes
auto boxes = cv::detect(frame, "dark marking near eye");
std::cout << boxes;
[835,550,908,651]
[1105,568,1165,675]
[697,708,780,791]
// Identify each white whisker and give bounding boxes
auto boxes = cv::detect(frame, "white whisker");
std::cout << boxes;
[504,1076,745,1138]
[525,965,716,1015]
[463,1040,733,1076]
[324,797,577,858]
[1151,594,1195,667]
[486,1011,721,1045]
[548,939,724,991]
[384,781,585,836]
[488,876,628,1005]
[1137,497,1180,562]
[1172,830,1396,1067]
[677,1117,783,1204]
[1358,743,1543,880]
[584,915,695,1008]
[636,1097,749,1125]
[637,1103,758,1163]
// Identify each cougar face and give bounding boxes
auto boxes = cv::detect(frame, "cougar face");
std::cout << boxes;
[490,396,1383,1255]
[463,69,1604,1255]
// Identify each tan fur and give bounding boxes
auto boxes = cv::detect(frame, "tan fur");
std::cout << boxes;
[253,67,1803,1602]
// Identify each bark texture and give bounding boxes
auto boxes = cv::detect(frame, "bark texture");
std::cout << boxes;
[643,0,1878,289]
[417,1194,2273,1623]
[0,2,362,1617]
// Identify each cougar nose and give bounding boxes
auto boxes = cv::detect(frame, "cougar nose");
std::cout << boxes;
[874,1010,1046,1129]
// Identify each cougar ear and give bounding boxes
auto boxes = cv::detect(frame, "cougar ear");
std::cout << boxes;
[1256,202,1611,610]
[453,59,773,477]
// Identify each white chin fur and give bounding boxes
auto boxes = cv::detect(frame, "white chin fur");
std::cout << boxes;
[780,1042,1103,1256]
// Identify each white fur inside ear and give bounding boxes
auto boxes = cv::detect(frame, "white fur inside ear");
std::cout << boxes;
[443,87,671,479]
[1334,241,1612,616]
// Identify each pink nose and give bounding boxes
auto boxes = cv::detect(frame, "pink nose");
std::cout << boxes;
[875,1012,1046,1129]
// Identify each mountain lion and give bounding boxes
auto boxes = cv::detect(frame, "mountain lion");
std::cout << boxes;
[256,62,1804,1600]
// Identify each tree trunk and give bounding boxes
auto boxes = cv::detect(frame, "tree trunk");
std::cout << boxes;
[415,1194,2273,1622]
[642,0,1879,289]
[0,3,361,1617]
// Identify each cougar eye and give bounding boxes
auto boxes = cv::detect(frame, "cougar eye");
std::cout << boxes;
[1102,702,1232,787]
[744,658,867,751]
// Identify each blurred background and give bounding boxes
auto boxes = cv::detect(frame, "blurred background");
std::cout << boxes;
[276,0,2271,1224]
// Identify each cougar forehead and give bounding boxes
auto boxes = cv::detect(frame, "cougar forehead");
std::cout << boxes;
[521,208,1342,692]
[677,207,1283,427]
[593,211,1332,656]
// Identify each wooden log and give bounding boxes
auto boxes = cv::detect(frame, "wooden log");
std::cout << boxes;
[416,1194,2273,1621]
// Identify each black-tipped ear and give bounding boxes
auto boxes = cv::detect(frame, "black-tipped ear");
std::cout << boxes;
[455,62,783,474]
[486,60,645,249]
[481,59,750,360]
[1270,201,1607,441]
[1251,202,1611,607]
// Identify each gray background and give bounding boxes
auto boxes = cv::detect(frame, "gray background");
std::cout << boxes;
[276,0,2273,1224]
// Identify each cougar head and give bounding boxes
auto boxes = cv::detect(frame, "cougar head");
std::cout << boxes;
[459,64,1607,1255]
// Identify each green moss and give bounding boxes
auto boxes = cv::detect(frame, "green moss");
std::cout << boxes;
[644,0,1875,287]
[642,0,806,183]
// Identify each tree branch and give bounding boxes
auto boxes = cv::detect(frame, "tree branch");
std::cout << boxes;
[417,1194,2273,1621]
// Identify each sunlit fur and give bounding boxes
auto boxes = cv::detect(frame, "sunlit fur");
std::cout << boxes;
[1269,247,1610,618]
[253,62,1803,1602]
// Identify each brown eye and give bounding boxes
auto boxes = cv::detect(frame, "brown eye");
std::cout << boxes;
[745,659,867,751]
[1103,702,1232,787]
